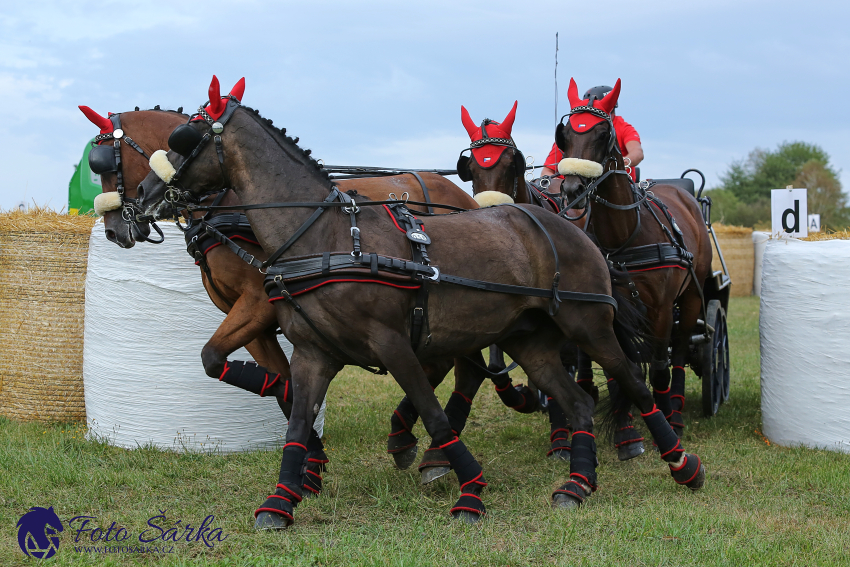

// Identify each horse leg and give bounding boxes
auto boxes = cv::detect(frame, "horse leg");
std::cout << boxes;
[389,358,453,470]
[578,320,706,492]
[378,337,488,523]
[648,311,675,442]
[419,355,486,484]
[499,329,597,510]
[490,347,541,414]
[604,373,646,460]
[669,292,703,438]
[254,346,339,530]
[201,294,290,398]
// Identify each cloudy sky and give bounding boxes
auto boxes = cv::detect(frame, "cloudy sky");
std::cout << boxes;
[1,0,847,210]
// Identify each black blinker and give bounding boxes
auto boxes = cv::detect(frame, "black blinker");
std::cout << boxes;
[88,144,117,174]
[456,155,472,182]
[514,150,526,178]
[168,124,204,157]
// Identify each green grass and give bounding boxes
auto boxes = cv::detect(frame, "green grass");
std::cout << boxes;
[2,297,849,566]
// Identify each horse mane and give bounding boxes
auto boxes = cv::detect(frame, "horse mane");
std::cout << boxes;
[134,105,187,115]
[239,105,335,185]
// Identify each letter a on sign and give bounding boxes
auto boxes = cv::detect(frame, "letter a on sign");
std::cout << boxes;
[771,188,807,238]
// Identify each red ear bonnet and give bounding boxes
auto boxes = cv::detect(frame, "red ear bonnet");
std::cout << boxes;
[567,78,620,132]
[460,101,518,168]
[79,105,113,135]
[198,75,245,121]
[229,77,246,102]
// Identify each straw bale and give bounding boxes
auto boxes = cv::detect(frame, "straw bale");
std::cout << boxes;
[801,230,850,241]
[710,223,754,297]
[0,207,97,422]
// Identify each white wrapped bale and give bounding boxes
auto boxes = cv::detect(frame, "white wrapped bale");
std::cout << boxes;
[759,238,850,453]
[83,220,324,452]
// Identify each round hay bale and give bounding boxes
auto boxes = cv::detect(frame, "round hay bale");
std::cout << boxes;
[0,208,97,422]
[760,238,850,453]
[83,221,320,452]
[710,224,754,297]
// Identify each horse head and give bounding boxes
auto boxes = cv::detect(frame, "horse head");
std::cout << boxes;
[456,101,525,207]
[79,105,187,247]
[138,75,249,213]
[16,506,63,559]
[555,78,621,209]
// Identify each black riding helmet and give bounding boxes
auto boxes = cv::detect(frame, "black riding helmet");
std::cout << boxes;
[583,85,617,109]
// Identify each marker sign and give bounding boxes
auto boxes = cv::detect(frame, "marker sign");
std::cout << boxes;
[771,188,807,238]
[808,214,821,232]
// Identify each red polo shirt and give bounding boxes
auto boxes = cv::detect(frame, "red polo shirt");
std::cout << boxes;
[544,115,641,180]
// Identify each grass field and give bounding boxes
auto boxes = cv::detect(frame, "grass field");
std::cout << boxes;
[2,296,849,566]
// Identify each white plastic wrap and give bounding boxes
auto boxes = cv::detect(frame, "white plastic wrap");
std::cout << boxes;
[83,220,324,452]
[759,238,850,453]
[751,231,770,296]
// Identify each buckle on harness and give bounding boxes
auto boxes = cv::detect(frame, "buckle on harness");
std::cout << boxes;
[426,267,440,282]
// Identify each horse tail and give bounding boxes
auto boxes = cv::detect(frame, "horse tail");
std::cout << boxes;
[596,266,654,440]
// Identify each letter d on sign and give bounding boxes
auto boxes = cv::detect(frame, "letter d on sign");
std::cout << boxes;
[771,188,808,238]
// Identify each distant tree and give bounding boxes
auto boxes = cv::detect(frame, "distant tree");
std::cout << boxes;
[707,141,846,229]
[794,160,850,230]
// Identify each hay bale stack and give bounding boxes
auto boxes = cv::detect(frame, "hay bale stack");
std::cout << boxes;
[711,224,754,297]
[0,208,97,422]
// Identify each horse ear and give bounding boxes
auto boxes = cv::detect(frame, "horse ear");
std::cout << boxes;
[555,123,566,150]
[229,77,245,102]
[208,75,225,116]
[456,155,472,182]
[567,78,582,108]
[500,101,517,137]
[598,79,621,114]
[79,105,113,132]
[461,105,477,138]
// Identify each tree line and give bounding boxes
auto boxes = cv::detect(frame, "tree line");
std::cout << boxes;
[707,141,848,230]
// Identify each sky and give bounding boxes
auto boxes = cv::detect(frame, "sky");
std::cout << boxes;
[1,0,848,210]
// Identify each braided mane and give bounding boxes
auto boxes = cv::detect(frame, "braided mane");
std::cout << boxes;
[240,105,334,185]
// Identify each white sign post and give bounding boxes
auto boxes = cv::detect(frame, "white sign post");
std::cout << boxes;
[808,214,821,233]
[771,187,807,238]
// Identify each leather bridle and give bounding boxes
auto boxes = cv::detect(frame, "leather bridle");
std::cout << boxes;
[89,113,165,243]
[457,119,526,201]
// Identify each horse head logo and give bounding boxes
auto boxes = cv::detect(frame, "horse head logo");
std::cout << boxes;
[16,506,64,559]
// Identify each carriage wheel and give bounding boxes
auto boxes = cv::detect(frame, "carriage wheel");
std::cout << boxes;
[701,299,729,417]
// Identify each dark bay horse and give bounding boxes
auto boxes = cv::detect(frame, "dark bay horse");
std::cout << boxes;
[555,78,713,440]
[457,101,648,461]
[136,77,705,529]
[80,98,515,491]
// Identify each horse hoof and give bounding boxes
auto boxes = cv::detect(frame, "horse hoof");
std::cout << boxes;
[548,449,571,463]
[618,441,645,461]
[254,511,292,531]
[552,493,582,510]
[451,510,482,524]
[687,463,706,491]
[420,466,451,485]
[391,444,418,470]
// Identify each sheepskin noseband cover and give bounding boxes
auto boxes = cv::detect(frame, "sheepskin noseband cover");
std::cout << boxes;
[149,150,177,184]
[558,158,604,178]
[473,191,514,208]
[93,192,123,216]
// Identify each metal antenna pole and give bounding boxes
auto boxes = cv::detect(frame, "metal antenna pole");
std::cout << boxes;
[554,32,559,124]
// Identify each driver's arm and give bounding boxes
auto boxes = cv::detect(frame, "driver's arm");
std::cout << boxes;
[624,140,644,167]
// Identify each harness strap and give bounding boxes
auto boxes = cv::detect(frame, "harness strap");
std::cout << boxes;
[407,172,433,214]
[504,204,562,316]
[262,189,344,270]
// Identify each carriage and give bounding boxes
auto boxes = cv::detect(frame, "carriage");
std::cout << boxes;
[647,169,731,417]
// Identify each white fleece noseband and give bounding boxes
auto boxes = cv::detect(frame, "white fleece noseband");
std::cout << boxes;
[558,158,604,178]
[149,150,177,183]
[93,192,123,216]
[473,191,515,208]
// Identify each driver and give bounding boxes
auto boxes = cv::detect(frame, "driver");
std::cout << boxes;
[540,85,643,181]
